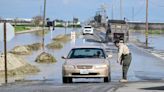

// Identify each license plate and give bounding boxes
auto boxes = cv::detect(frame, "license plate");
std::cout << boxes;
[80,70,89,74]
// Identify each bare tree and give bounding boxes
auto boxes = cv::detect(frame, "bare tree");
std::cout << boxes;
[32,15,43,26]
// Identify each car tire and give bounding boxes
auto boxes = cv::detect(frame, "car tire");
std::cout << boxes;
[68,77,73,83]
[104,77,109,82]
[63,77,68,83]
[63,77,73,83]
[104,74,111,83]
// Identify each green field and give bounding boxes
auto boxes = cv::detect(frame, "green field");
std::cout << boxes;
[14,26,31,32]
[148,30,164,34]
[55,24,81,28]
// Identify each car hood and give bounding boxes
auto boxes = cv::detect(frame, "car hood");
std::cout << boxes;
[64,58,108,65]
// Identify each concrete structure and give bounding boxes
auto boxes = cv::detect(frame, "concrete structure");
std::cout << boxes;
[128,21,164,30]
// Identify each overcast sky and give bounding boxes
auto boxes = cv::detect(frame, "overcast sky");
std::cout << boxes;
[0,0,164,22]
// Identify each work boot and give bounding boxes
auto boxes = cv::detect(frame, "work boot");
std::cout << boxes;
[119,79,128,83]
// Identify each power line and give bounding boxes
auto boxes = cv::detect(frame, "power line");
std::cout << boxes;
[120,0,123,20]
[132,7,134,21]
[149,0,164,7]
[111,4,114,19]
[111,0,120,19]
[133,1,146,18]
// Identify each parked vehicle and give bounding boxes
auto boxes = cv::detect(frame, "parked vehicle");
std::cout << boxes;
[62,46,112,83]
[82,25,94,35]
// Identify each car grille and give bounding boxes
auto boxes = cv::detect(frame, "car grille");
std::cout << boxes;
[77,65,93,69]
[72,73,98,75]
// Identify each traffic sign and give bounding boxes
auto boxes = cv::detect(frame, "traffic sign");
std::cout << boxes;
[71,31,76,46]
[0,23,15,42]
[71,31,76,40]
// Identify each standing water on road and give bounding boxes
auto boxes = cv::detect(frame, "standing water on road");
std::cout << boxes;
[1,29,164,83]
[131,32,164,50]
[0,28,83,83]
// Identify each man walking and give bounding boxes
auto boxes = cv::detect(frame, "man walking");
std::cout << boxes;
[105,23,112,42]
[114,40,132,82]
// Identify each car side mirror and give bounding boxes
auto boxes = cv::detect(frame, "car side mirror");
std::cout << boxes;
[61,55,67,59]
[107,54,113,58]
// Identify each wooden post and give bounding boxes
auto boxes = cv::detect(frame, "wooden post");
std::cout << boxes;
[4,21,8,84]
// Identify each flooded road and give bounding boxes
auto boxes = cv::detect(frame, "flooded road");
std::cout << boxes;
[129,44,164,80]
[0,28,164,84]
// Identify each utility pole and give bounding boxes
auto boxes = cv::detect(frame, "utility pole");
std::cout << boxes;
[120,0,123,20]
[42,0,46,51]
[64,21,67,35]
[73,17,74,30]
[4,21,8,84]
[146,0,149,47]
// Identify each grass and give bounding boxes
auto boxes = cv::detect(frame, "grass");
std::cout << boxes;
[14,26,31,32]
[67,24,81,28]
[55,24,64,27]
[54,24,81,28]
[148,30,164,34]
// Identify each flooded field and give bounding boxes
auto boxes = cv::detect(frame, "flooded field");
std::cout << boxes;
[131,32,164,51]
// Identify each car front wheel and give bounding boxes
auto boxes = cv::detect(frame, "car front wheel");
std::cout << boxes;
[63,77,67,83]
[63,77,73,83]
[68,77,73,83]
[104,75,111,83]
[104,77,109,82]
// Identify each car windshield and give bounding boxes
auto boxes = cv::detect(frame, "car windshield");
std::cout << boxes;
[67,48,106,59]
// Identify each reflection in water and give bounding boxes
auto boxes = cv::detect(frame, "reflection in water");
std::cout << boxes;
[131,32,164,50]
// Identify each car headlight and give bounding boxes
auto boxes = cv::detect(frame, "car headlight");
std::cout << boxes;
[64,65,75,69]
[95,65,108,69]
